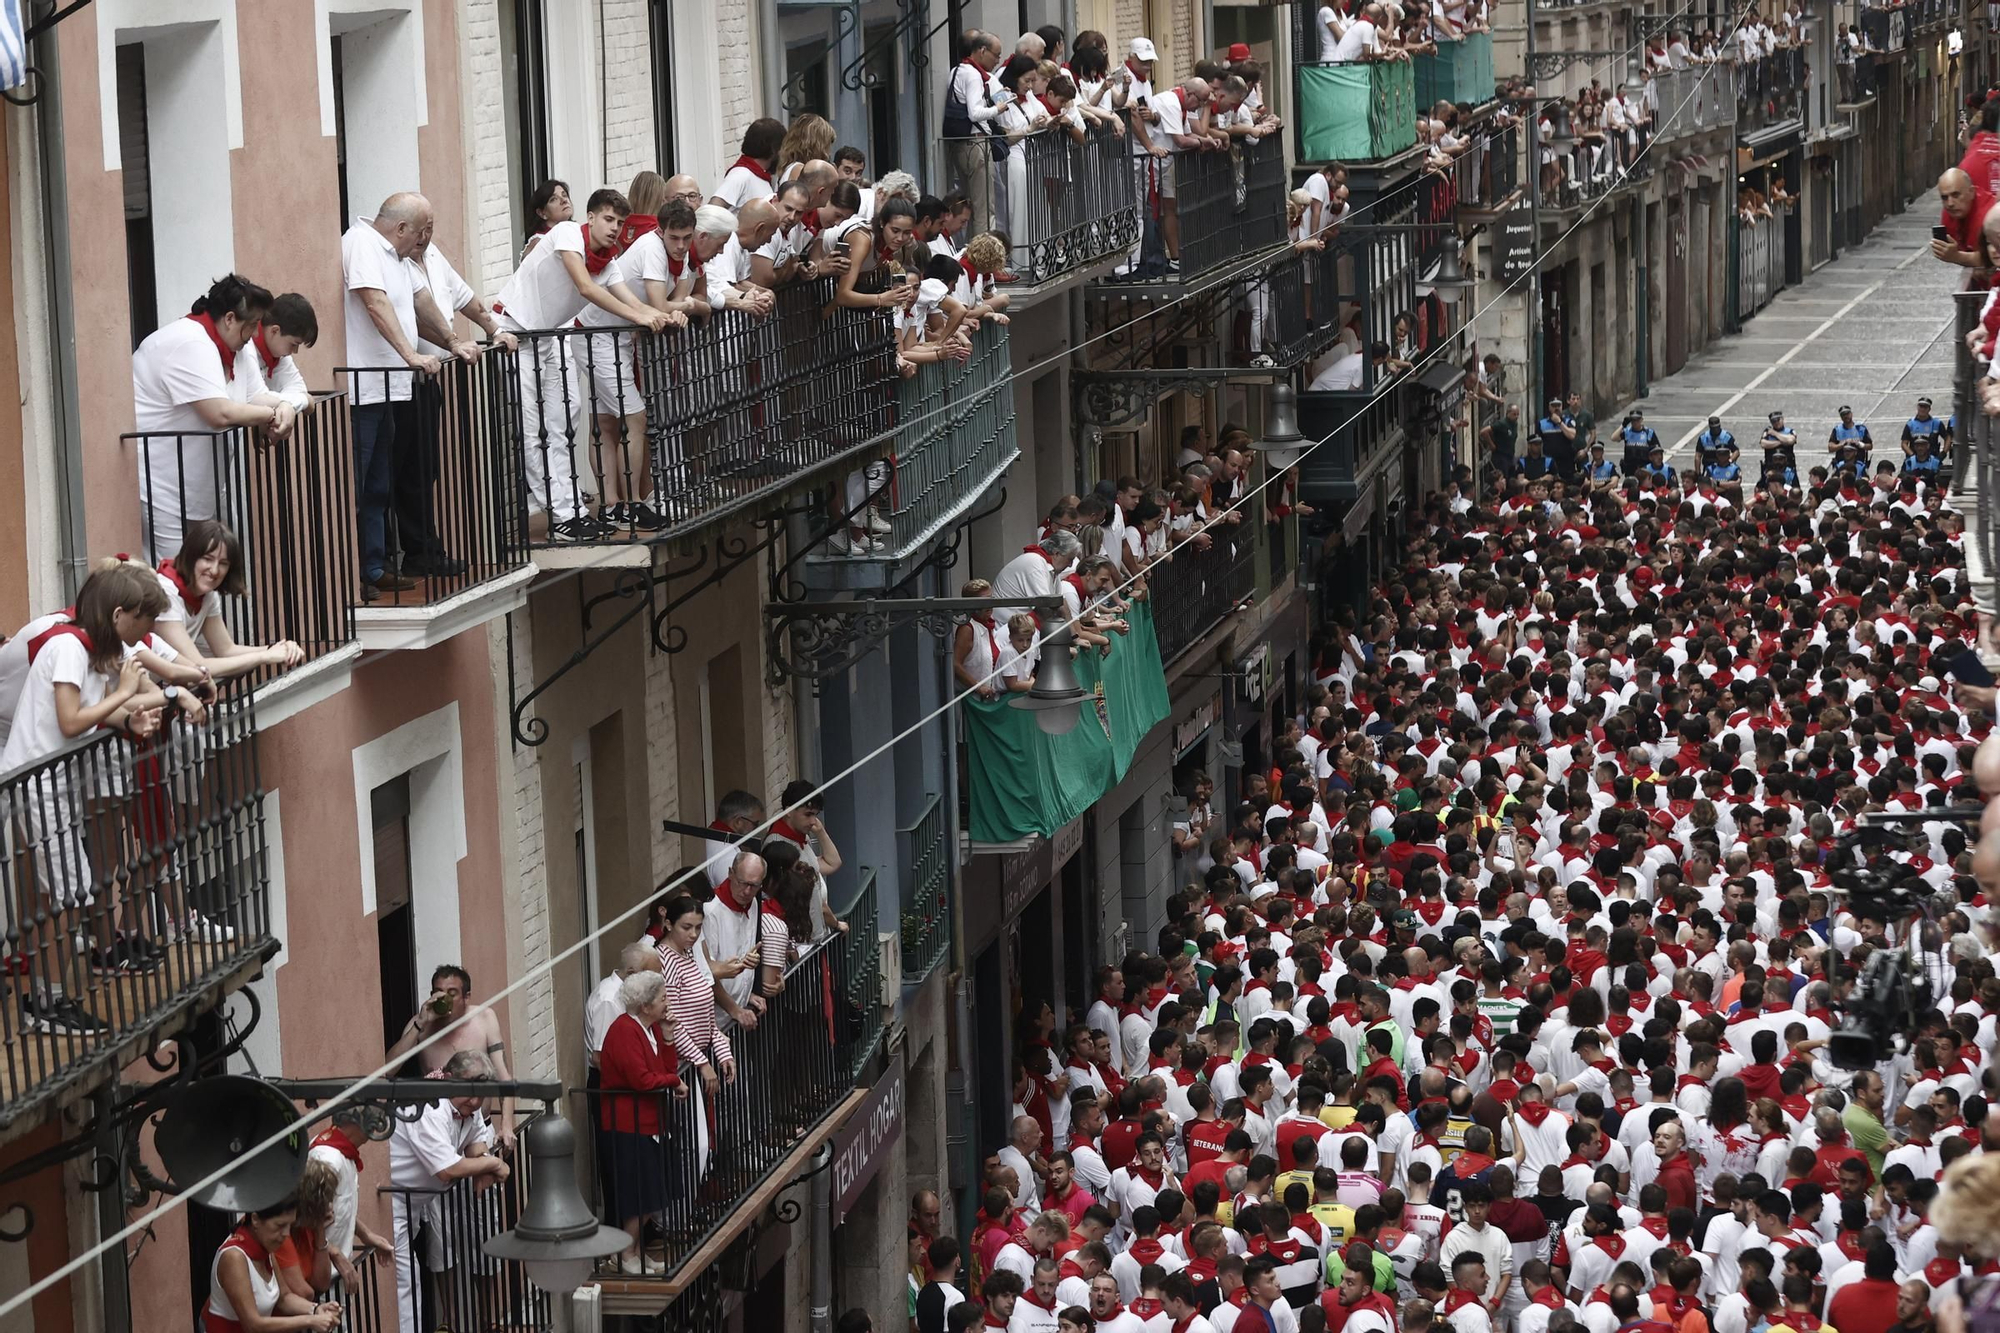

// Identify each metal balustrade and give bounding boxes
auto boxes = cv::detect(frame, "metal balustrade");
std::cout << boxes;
[1652,61,1737,140]
[897,796,949,983]
[1173,138,1289,280]
[997,119,1142,286]
[0,701,269,1128]
[1150,500,1259,665]
[1736,216,1788,319]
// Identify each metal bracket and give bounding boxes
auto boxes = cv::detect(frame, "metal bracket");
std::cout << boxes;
[0,0,95,107]
[763,595,1064,685]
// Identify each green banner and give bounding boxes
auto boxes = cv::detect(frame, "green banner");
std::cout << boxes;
[1414,33,1493,110]
[1298,61,1417,162]
[963,601,1172,843]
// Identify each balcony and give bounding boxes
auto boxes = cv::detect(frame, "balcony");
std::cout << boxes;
[129,393,365,720]
[1738,48,1807,134]
[1294,389,1408,505]
[802,321,1019,591]
[0,702,272,1138]
[897,795,950,985]
[996,120,1142,295]
[1297,60,1419,164]
[1652,60,1737,141]
[1308,216,1422,395]
[1542,131,1657,211]
[511,273,903,566]
[573,876,882,1309]
[1414,33,1495,111]
[1905,0,1953,34]
[1446,112,1523,220]
[1152,504,1259,667]
[1860,4,1909,51]
[963,601,1170,843]
[1735,204,1791,320]
[1173,138,1290,281]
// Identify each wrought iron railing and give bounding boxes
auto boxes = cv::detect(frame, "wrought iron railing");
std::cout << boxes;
[504,272,901,548]
[129,397,359,673]
[569,882,878,1287]
[1321,218,1421,394]
[1450,114,1521,212]
[366,1153,548,1333]
[334,357,529,606]
[1174,138,1289,280]
[997,119,1142,286]
[0,701,268,1130]
[1544,128,1655,209]
[814,320,1017,563]
[1150,505,1258,665]
[897,795,949,983]
[1738,48,1806,132]
[1242,245,1346,370]
[1652,60,1736,140]
[1736,213,1787,319]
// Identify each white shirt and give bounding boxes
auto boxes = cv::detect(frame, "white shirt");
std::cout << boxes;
[236,338,311,411]
[341,220,425,405]
[493,218,591,331]
[584,972,624,1066]
[308,1141,364,1258]
[1310,350,1367,390]
[701,895,762,1015]
[707,233,759,308]
[0,633,111,773]
[992,549,1060,621]
[1332,19,1381,62]
[713,163,775,211]
[1318,4,1346,58]
[416,242,478,357]
[387,1100,491,1190]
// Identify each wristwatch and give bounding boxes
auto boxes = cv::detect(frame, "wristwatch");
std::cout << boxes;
[162,686,181,703]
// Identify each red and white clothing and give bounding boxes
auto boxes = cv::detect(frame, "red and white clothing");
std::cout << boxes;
[714,158,776,211]
[132,314,256,560]
[202,1227,282,1333]
[657,943,733,1070]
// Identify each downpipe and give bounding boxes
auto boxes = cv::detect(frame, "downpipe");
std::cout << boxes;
[810,1141,834,1333]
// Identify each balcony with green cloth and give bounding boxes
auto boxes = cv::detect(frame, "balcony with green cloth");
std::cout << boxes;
[1414,33,1494,110]
[962,601,1171,843]
[1297,59,1418,163]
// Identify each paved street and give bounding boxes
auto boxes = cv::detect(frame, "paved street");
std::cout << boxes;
[1616,208,1958,472]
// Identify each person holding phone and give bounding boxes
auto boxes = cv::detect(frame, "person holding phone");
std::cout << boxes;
[1934,168,1989,281]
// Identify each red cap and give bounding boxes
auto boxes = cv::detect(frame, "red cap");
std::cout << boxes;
[1227,42,1252,60]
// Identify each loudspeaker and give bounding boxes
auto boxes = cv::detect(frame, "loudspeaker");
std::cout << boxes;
[154,1075,306,1213]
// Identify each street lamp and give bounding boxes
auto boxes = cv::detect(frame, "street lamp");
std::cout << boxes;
[1011,622,1085,735]
[483,1115,628,1294]
[1251,381,1305,470]
[1428,236,1478,292]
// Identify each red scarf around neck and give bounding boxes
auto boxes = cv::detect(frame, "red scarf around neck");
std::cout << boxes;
[188,313,236,380]
[729,154,774,183]
[616,213,661,250]
[310,1128,365,1172]
[251,324,281,377]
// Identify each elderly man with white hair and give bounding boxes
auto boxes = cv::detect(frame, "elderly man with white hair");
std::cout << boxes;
[703,850,771,1031]
[992,528,1082,624]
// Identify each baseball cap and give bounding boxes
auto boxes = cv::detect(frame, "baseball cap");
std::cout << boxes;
[1839,404,1853,414]
[1131,37,1158,60]
[1391,909,1420,930]
[1918,396,1934,407]
[1227,41,1253,60]
[1768,410,1784,422]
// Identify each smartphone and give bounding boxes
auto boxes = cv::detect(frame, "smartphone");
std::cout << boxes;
[1934,225,1953,241]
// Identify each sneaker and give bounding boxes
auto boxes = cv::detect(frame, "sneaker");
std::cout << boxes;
[864,507,893,535]
[180,911,237,945]
[824,530,873,557]
[21,992,111,1036]
[1249,353,1277,369]
[91,944,129,976]
[132,934,170,966]
[551,516,608,543]
[114,937,164,972]
[403,552,469,578]
[625,502,670,533]
[1165,259,1182,275]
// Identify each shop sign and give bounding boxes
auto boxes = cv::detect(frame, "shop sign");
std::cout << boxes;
[1238,644,1270,704]
[831,1059,906,1225]
[1174,695,1220,758]
[1496,205,1536,282]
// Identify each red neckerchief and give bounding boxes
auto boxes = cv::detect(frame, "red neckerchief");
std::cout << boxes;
[310,1129,364,1172]
[1592,1233,1627,1257]
[1020,543,1053,565]
[1128,1236,1167,1265]
[729,155,773,183]
[225,1224,271,1266]
[1638,1215,1671,1238]
[982,1312,1009,1329]
[1021,1288,1059,1312]
[26,616,90,664]
[616,213,660,250]
[1533,1287,1566,1310]
[1443,1290,1484,1315]
[188,313,235,380]
[252,324,281,377]
[769,818,811,846]
[1516,1102,1556,1127]
[713,877,756,915]
[583,237,620,276]
[157,559,203,616]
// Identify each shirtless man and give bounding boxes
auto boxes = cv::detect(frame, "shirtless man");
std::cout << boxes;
[386,964,517,1152]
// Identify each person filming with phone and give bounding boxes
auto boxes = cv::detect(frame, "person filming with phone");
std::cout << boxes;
[386,963,520,1154]
[1933,168,1990,286]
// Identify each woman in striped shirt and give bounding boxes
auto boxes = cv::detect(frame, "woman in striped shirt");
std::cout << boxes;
[656,892,729,1186]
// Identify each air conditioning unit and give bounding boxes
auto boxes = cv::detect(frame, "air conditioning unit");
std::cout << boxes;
[879,929,903,1004]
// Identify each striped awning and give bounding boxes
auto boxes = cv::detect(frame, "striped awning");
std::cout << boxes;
[0,0,26,92]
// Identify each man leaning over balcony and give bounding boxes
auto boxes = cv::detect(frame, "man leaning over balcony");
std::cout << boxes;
[402,235,517,576]
[386,1050,508,1333]
[1147,78,1218,277]
[1330,5,1395,62]
[342,194,479,598]
[947,31,1006,236]
[706,200,782,317]
[491,187,671,543]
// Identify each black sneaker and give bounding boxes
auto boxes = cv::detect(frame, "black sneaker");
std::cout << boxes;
[403,552,468,578]
[551,516,609,543]
[119,936,166,971]
[23,993,111,1036]
[91,944,129,976]
[626,502,669,532]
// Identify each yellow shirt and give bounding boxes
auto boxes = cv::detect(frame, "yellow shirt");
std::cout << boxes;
[1308,1200,1356,1246]
[1277,1168,1317,1202]
[1319,1106,1359,1131]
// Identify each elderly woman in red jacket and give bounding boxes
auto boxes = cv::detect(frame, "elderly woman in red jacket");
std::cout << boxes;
[598,968,687,1276]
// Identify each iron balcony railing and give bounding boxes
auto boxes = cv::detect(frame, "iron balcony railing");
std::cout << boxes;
[812,320,1018,564]
[1738,48,1806,132]
[1447,114,1521,213]
[1652,60,1737,140]
[897,795,949,984]
[1543,128,1656,210]
[569,880,879,1288]
[334,357,530,606]
[1242,245,1346,370]
[1736,212,1788,320]
[502,272,902,548]
[995,119,1142,286]
[1174,138,1289,281]
[1151,501,1259,666]
[129,395,359,675]
[1319,219,1422,395]
[0,700,269,1131]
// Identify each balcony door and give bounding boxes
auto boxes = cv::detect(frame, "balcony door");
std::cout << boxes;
[373,775,420,1060]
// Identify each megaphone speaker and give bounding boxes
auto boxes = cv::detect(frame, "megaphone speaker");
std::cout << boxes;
[154,1075,306,1214]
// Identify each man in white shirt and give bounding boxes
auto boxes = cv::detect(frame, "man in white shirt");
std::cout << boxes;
[237,292,315,421]
[307,1106,395,1290]
[387,1052,509,1333]
[1146,78,1215,274]
[402,241,517,572]
[704,200,781,315]
[1318,2,1349,58]
[1332,4,1390,62]
[947,32,1006,233]
[993,529,1081,622]
[490,186,669,540]
[341,194,478,593]
[132,275,287,561]
[585,942,663,1072]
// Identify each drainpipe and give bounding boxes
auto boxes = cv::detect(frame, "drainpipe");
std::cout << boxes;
[810,1142,834,1333]
[33,28,88,596]
[1524,0,1544,413]
[1633,192,1649,399]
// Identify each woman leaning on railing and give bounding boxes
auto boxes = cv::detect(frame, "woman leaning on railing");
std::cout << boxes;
[823,200,922,554]
[596,967,688,1276]
[149,518,306,682]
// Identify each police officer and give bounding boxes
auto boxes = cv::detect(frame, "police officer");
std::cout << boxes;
[1639,443,1678,487]
[1902,397,1944,460]
[1619,411,1660,476]
[1760,410,1798,486]
[1695,415,1734,471]
[1828,404,1872,455]
[1536,398,1577,480]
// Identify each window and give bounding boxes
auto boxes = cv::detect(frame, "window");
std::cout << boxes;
[114,42,156,350]
[373,774,418,1054]
[499,0,551,256]
[325,7,421,231]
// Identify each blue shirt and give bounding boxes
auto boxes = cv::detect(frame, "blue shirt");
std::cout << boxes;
[1697,429,1735,454]
[1831,422,1870,444]
[1588,459,1618,480]
[1706,461,1740,481]
[1641,463,1678,485]
[1906,415,1943,441]
[1905,454,1942,475]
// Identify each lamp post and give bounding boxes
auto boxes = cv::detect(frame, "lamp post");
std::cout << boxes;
[483,1115,628,1296]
